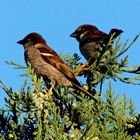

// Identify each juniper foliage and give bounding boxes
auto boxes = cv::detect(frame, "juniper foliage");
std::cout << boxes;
[0,34,140,140]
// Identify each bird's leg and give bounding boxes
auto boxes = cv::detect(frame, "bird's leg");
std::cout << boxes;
[75,62,89,76]
[48,80,55,95]
[48,86,53,95]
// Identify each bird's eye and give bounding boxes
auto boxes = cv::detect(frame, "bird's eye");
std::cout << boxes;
[27,38,31,42]
[77,27,82,32]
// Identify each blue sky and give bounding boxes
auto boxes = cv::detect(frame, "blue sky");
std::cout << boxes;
[0,0,140,111]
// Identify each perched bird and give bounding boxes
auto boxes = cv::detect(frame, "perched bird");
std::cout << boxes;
[17,32,95,99]
[70,24,123,61]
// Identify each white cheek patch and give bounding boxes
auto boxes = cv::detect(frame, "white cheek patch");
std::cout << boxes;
[80,31,88,40]
[41,53,53,56]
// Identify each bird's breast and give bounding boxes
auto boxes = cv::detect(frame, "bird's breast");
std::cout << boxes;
[80,42,101,60]
[24,48,72,86]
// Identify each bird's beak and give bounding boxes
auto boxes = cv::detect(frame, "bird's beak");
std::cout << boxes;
[70,31,77,38]
[17,39,25,45]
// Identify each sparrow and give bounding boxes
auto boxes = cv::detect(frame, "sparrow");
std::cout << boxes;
[70,24,123,61]
[17,32,96,100]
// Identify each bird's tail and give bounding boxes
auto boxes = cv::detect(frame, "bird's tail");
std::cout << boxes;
[108,29,123,41]
[104,29,123,45]
[72,83,97,102]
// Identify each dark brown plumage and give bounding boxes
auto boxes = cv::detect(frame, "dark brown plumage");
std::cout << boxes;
[70,24,123,60]
[17,32,95,99]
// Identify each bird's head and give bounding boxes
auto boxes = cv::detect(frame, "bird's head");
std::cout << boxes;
[17,32,46,47]
[70,24,99,42]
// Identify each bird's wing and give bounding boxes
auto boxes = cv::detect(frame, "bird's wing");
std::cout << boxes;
[81,30,108,44]
[37,45,80,85]
[91,30,108,40]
